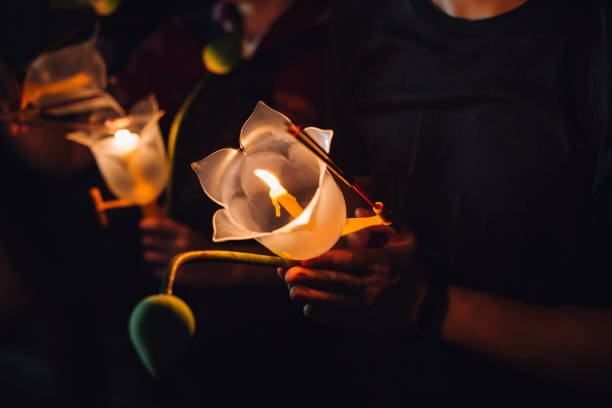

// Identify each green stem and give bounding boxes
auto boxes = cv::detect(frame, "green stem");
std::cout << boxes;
[161,250,300,295]
[165,72,210,217]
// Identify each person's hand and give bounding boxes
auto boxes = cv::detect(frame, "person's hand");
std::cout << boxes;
[278,209,429,331]
[140,216,207,273]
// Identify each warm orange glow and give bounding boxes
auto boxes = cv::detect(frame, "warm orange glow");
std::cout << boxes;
[341,214,390,236]
[21,72,92,109]
[254,169,303,218]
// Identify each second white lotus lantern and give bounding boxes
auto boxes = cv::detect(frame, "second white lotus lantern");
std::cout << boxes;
[21,36,123,117]
[67,95,168,206]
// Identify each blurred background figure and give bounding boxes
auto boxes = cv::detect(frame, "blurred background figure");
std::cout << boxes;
[2,0,354,406]
[1,1,214,406]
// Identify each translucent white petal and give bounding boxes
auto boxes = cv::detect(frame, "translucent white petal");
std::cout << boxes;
[303,127,333,154]
[212,209,261,242]
[191,148,245,207]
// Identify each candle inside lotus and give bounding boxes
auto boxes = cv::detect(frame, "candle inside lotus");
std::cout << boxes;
[65,95,169,206]
[107,128,140,153]
[254,169,303,218]
[93,128,166,205]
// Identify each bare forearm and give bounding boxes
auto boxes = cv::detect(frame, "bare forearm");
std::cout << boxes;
[442,285,612,385]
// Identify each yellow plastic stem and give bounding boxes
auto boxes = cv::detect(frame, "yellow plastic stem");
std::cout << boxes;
[90,187,130,226]
[90,187,163,227]
[162,250,300,295]
[341,214,391,236]
[140,202,163,218]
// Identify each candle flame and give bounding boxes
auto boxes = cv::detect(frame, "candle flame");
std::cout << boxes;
[113,129,140,149]
[254,169,285,197]
[254,169,303,218]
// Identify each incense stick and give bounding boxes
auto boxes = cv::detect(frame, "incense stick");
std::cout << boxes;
[286,122,380,210]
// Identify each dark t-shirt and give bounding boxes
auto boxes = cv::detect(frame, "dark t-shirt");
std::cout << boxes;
[330,0,612,394]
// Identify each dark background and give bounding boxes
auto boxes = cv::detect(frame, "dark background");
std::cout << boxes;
[1,0,210,79]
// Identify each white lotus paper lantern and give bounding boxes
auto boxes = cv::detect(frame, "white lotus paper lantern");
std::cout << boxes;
[21,37,123,116]
[192,101,346,260]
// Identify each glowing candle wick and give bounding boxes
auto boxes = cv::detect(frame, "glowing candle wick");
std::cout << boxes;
[254,169,303,218]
